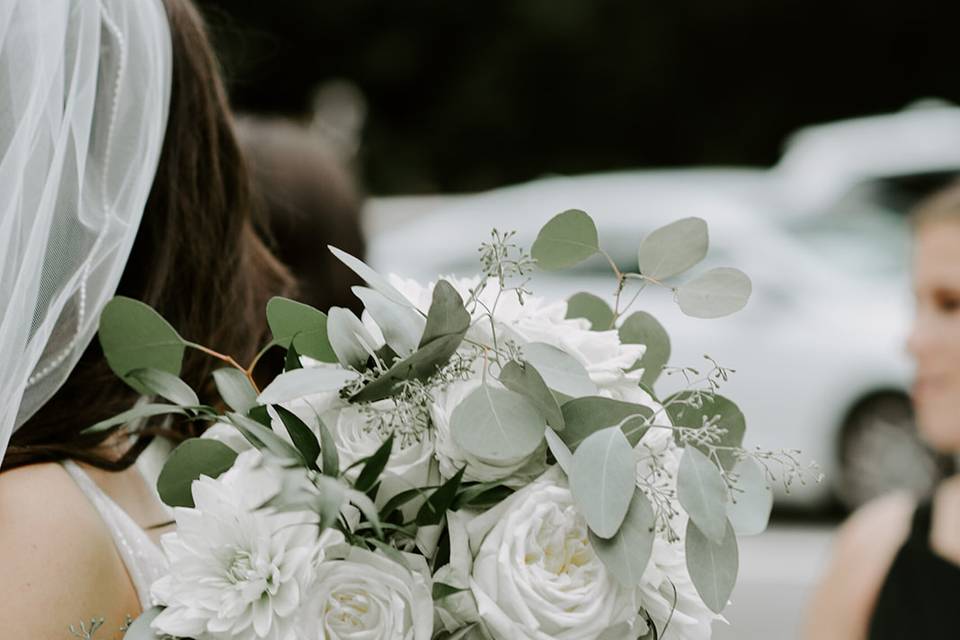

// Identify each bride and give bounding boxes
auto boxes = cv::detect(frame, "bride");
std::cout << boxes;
[0,0,293,635]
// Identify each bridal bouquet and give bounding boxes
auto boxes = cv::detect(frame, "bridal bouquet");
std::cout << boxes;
[92,210,798,640]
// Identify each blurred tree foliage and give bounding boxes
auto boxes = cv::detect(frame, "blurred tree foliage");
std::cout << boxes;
[197,0,960,194]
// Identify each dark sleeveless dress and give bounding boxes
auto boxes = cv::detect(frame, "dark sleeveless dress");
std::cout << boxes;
[868,501,960,639]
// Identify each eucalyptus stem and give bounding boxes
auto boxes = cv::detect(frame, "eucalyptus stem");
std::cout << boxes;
[185,341,261,394]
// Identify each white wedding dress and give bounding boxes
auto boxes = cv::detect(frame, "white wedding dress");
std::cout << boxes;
[61,460,168,609]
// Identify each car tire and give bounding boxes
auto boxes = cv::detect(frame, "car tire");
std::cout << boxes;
[837,391,952,511]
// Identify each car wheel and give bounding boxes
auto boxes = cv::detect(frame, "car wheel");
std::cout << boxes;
[837,392,952,511]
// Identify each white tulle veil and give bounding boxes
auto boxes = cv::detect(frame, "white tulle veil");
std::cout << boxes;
[0,0,172,463]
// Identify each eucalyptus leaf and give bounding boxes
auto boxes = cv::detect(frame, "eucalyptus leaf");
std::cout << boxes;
[677,447,729,543]
[666,392,745,471]
[589,489,656,587]
[499,360,564,429]
[327,306,378,369]
[544,427,573,474]
[124,368,198,407]
[637,217,709,280]
[419,279,471,347]
[99,296,185,393]
[530,209,600,270]
[565,292,614,330]
[273,405,322,470]
[727,457,773,536]
[569,426,636,538]
[352,330,467,403]
[522,342,597,398]
[329,245,415,308]
[353,286,425,356]
[559,396,652,450]
[676,267,752,318]
[450,385,546,462]
[685,518,738,614]
[266,296,336,362]
[157,439,238,508]
[212,367,258,413]
[122,606,163,639]
[227,412,304,463]
[619,311,671,387]
[83,403,187,435]
[257,367,358,404]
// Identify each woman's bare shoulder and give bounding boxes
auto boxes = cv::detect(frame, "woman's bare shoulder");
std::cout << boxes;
[0,463,141,638]
[803,491,914,640]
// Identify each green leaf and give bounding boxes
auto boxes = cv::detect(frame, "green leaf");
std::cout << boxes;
[450,385,546,462]
[685,518,738,614]
[284,341,303,371]
[727,457,773,536]
[346,487,383,538]
[565,292,615,330]
[597,623,635,640]
[589,489,656,587]
[569,426,636,538]
[212,368,258,413]
[522,342,597,398]
[354,435,394,493]
[381,486,434,517]
[157,439,238,508]
[124,368,198,407]
[677,447,729,543]
[316,416,340,477]
[226,412,304,463]
[618,311,671,387]
[353,286,425,356]
[266,297,336,362]
[417,467,465,526]
[676,267,752,318]
[499,360,564,429]
[329,245,415,308]
[665,393,745,471]
[452,482,514,510]
[637,217,709,280]
[123,606,163,639]
[273,405,321,470]
[352,331,467,404]
[559,396,652,450]
[327,307,378,369]
[531,209,600,270]
[315,474,348,531]
[257,367,358,404]
[98,297,185,394]
[544,427,573,474]
[419,280,471,347]
[433,581,468,600]
[83,403,187,435]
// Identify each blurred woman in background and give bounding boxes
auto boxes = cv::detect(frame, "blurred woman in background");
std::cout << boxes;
[806,183,960,639]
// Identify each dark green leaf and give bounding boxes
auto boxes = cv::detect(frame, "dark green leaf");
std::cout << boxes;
[266,296,336,362]
[98,297,185,394]
[499,360,564,429]
[452,482,514,510]
[560,396,652,450]
[665,393,745,471]
[351,333,466,403]
[284,341,302,371]
[433,582,468,600]
[354,435,394,492]
[619,311,671,387]
[157,439,238,508]
[417,467,465,526]
[419,280,470,348]
[381,485,435,518]
[531,209,599,270]
[273,405,321,470]
[316,415,340,477]
[566,292,614,330]
[83,403,187,435]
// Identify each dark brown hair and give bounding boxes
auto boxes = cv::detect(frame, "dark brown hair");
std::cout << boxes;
[1,0,295,472]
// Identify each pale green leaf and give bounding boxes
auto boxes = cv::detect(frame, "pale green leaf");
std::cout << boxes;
[676,267,752,318]
[125,368,198,407]
[686,518,738,613]
[559,396,652,451]
[531,209,599,270]
[83,403,187,435]
[597,623,634,640]
[213,368,258,413]
[266,297,336,363]
[122,606,163,639]
[544,427,573,474]
[727,457,773,536]
[589,489,656,587]
[257,367,358,404]
[637,217,709,280]
[450,385,546,461]
[327,307,378,369]
[499,360,564,429]
[569,426,635,538]
[98,296,185,394]
[316,416,340,477]
[618,311,671,387]
[522,342,597,398]
[677,447,729,543]
[353,286,424,356]
[227,412,304,463]
[666,392,745,471]
[157,439,238,508]
[329,246,414,308]
[566,292,614,330]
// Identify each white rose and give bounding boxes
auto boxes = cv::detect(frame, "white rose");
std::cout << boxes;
[430,379,547,486]
[448,470,643,640]
[297,547,433,640]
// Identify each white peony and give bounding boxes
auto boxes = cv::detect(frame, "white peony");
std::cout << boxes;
[151,450,341,640]
[296,546,433,640]
[447,470,643,640]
